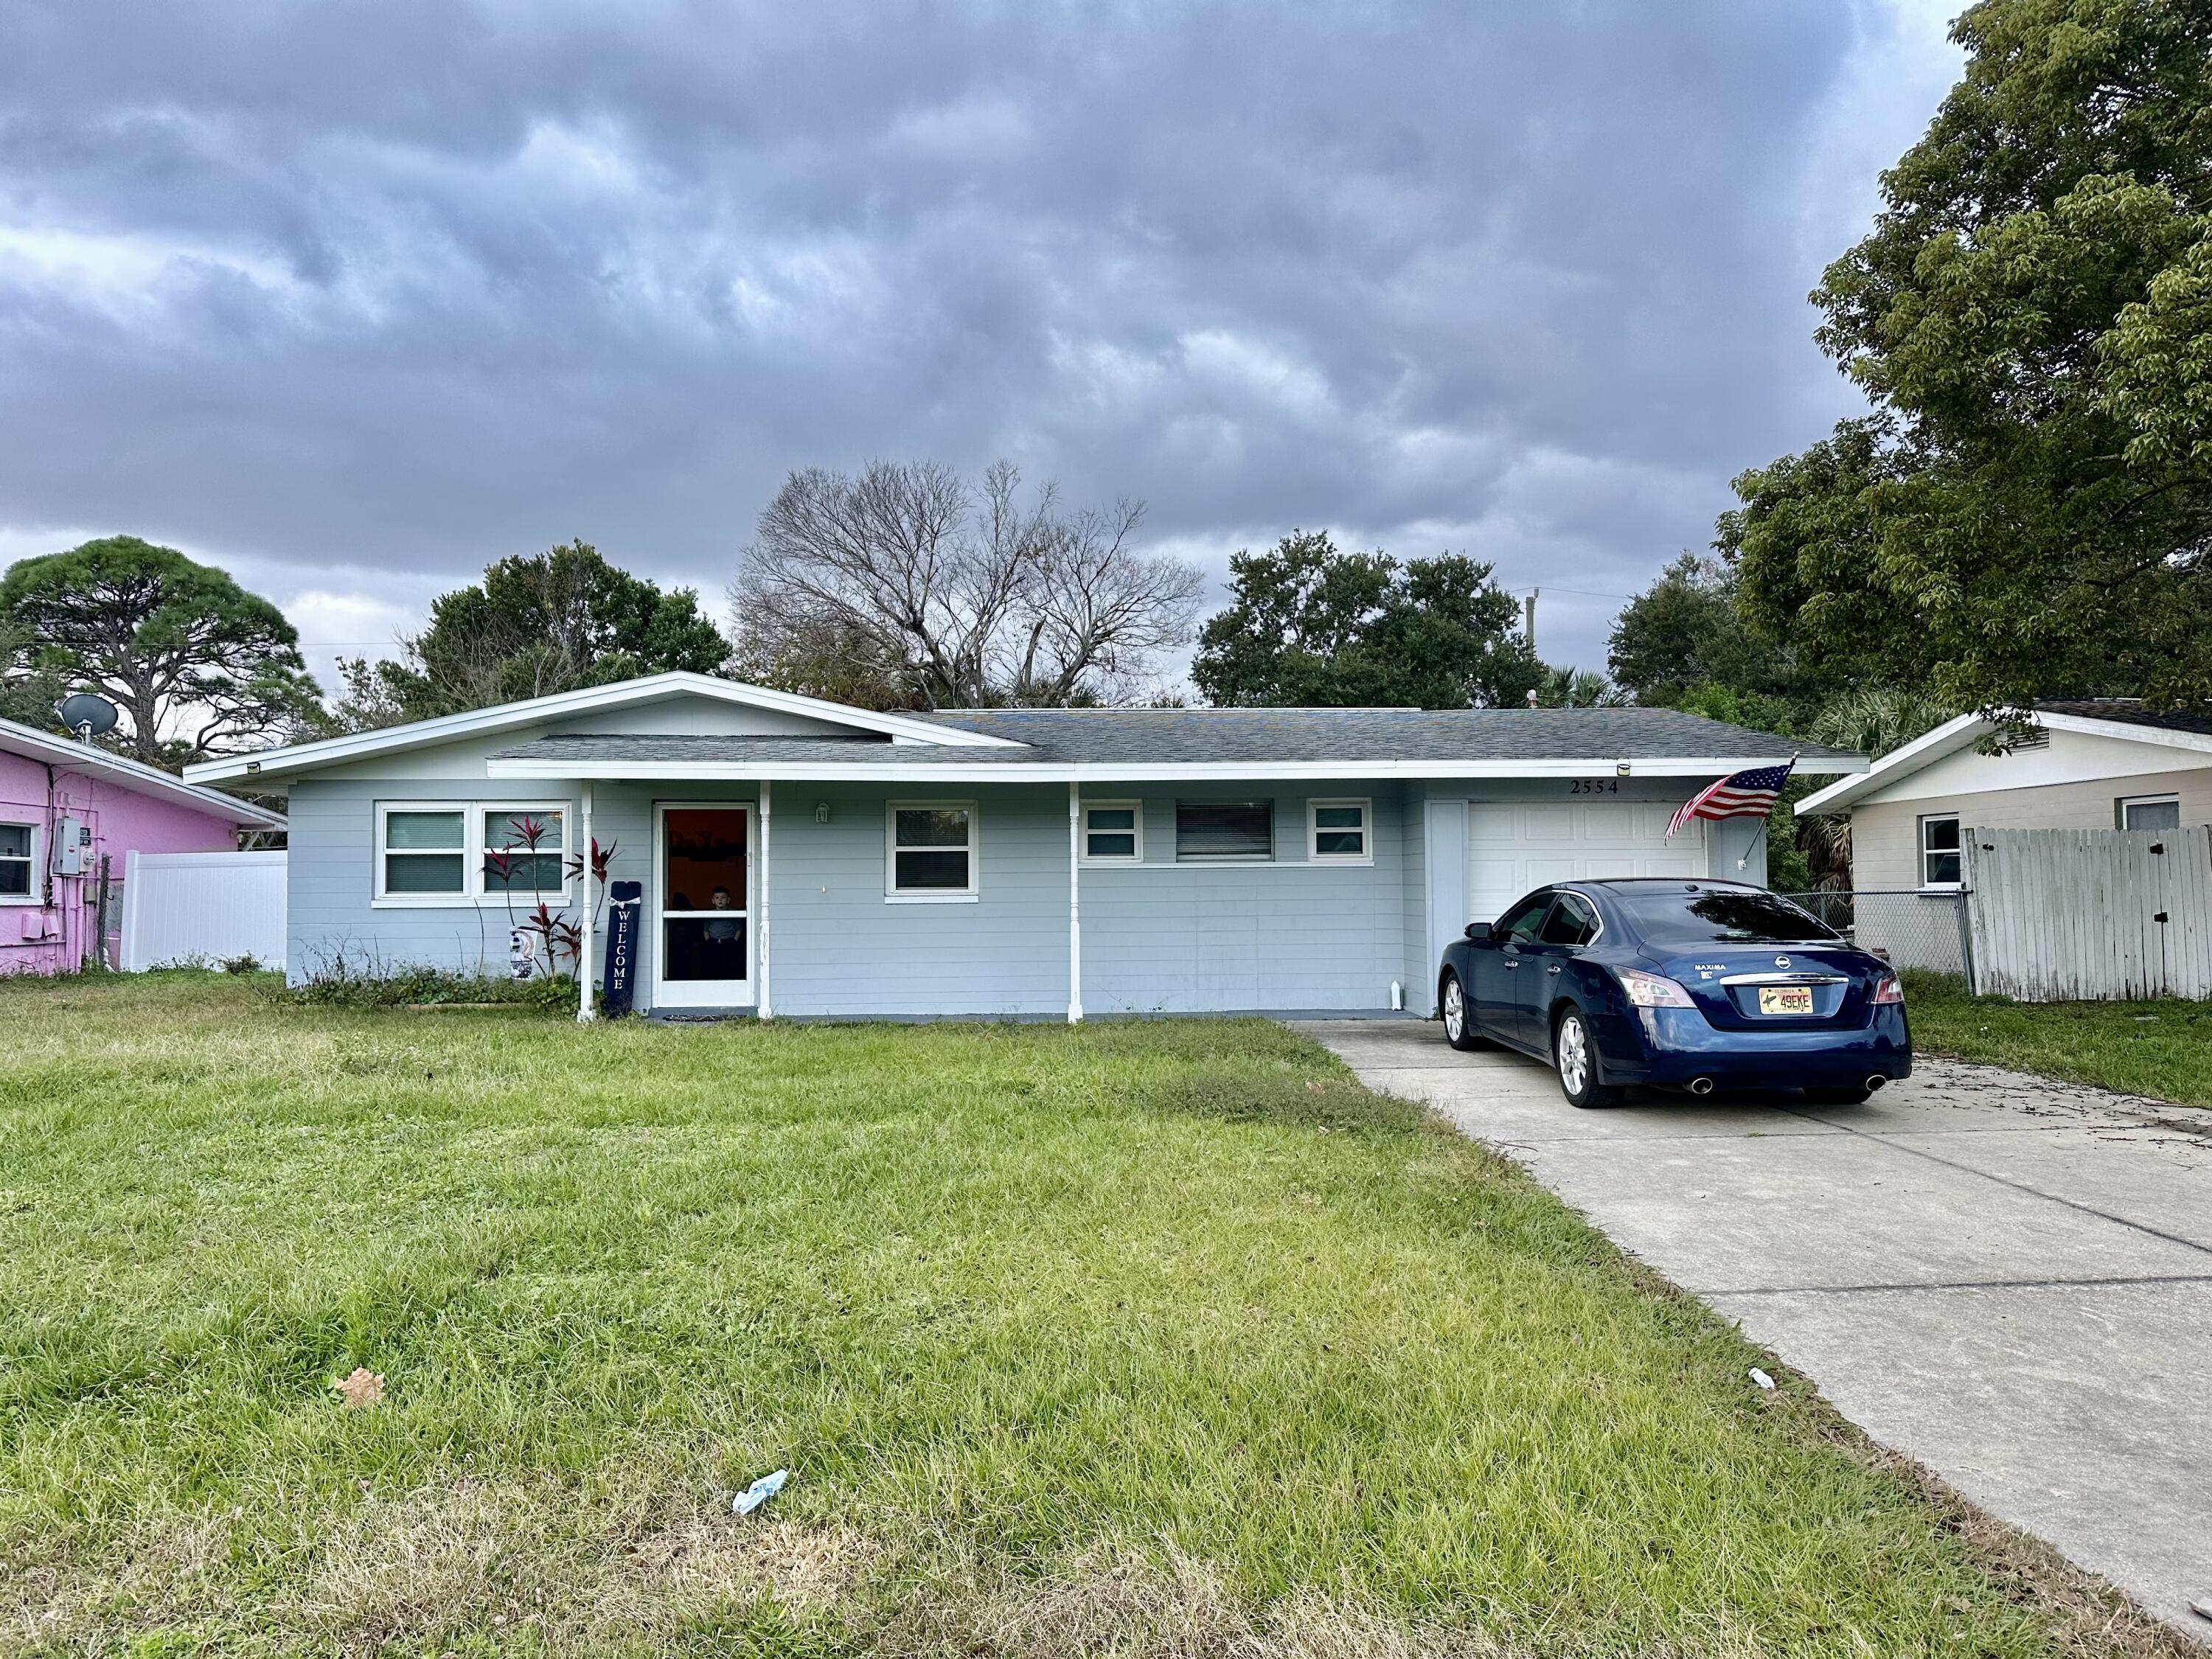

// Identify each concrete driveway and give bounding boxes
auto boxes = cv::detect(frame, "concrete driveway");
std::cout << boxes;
[1298,1018,2212,1641]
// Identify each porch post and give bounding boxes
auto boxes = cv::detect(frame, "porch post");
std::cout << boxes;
[757,780,773,1018]
[576,781,597,1023]
[1067,782,1083,1023]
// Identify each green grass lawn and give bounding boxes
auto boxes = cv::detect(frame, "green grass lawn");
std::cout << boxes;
[0,975,2166,1657]
[1905,970,2212,1110]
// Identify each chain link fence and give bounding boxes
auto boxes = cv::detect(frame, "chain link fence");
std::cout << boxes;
[1776,889,1973,980]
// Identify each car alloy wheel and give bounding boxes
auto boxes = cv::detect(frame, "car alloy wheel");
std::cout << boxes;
[1441,972,1479,1051]
[1554,1007,1617,1108]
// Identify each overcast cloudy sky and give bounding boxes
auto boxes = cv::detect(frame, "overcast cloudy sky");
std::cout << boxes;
[0,1,1962,692]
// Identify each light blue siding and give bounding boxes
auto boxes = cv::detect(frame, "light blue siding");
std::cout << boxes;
[765,784,1069,1018]
[285,778,585,980]
[288,775,1414,1015]
[1077,785,1406,1014]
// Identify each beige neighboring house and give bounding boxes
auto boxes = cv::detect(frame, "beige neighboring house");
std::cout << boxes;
[1798,699,2212,893]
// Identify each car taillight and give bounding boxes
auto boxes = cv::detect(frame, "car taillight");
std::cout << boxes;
[1617,968,1697,1008]
[1872,974,1904,1004]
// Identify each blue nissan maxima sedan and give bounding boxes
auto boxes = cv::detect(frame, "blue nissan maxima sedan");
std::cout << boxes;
[1436,878,1910,1108]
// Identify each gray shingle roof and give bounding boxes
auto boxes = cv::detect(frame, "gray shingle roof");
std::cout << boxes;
[493,706,1854,768]
[914,706,1854,763]
[2039,698,2212,739]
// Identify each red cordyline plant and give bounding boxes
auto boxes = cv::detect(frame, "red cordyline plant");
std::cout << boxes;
[487,813,567,978]
[521,901,582,977]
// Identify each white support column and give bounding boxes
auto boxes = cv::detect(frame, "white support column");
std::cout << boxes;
[757,780,773,1019]
[1067,782,1083,1023]
[575,781,597,1023]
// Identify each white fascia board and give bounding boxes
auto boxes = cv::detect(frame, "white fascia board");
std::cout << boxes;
[184,672,1022,785]
[1795,712,1989,816]
[2034,711,2212,757]
[1,717,288,827]
[487,754,1866,785]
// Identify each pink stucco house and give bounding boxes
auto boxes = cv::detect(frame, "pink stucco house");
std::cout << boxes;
[1,715,285,975]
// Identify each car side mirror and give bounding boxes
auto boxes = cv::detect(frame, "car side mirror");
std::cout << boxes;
[1463,921,1493,942]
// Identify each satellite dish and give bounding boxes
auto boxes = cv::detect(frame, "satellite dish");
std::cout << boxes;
[57,693,119,740]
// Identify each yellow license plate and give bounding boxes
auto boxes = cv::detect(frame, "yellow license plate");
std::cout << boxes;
[1758,986,1815,1015]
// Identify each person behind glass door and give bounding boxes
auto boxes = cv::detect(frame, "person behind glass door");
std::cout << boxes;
[703,885,740,974]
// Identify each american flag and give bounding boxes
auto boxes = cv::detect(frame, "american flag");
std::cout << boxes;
[1666,759,1795,838]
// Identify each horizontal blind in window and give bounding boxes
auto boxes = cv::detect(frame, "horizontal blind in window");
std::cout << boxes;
[1176,801,1272,860]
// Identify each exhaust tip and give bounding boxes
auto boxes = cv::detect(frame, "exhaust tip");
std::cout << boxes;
[1865,1074,1889,1093]
[1687,1077,1716,1096]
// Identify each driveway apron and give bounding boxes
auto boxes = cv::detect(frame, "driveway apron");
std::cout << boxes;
[1298,1019,2212,1642]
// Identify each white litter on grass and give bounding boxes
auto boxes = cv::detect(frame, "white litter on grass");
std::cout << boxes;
[1748,1368,1776,1391]
[733,1469,789,1516]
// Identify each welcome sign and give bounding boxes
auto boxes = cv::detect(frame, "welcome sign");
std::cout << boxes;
[603,880,642,1016]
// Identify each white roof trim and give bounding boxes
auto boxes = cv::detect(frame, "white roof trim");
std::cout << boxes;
[182,672,1024,784]
[1797,712,1989,815]
[1,716,287,828]
[2034,709,2212,755]
[487,754,1866,785]
[1797,706,2212,816]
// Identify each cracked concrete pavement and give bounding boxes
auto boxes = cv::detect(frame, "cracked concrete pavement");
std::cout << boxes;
[1298,1019,2212,1641]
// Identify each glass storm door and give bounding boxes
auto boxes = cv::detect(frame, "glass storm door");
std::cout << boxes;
[653,804,754,1008]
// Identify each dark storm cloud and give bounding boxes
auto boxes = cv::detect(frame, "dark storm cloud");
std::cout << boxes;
[0,1,1952,673]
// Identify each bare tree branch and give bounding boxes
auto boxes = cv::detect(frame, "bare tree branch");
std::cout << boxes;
[732,461,1202,708]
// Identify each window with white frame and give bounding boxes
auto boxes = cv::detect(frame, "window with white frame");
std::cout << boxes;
[375,802,568,904]
[1919,813,1961,888]
[2117,793,2181,832]
[1307,799,1371,862]
[0,822,35,900]
[1175,801,1273,861]
[1081,800,1143,863]
[887,802,978,898]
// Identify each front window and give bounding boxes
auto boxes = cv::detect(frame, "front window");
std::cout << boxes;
[2118,794,2181,832]
[888,803,977,897]
[381,810,467,896]
[1176,801,1273,861]
[1615,886,1840,946]
[1919,814,1961,888]
[375,802,569,903]
[1082,801,1142,863]
[482,808,566,895]
[0,823,32,899]
[1308,799,1370,862]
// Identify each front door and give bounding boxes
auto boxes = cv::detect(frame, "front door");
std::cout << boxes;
[653,803,755,1009]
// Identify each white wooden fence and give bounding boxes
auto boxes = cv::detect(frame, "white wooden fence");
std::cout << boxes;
[1961,827,2212,1001]
[121,850,287,973]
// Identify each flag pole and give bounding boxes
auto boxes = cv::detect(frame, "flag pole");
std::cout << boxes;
[1737,753,1798,876]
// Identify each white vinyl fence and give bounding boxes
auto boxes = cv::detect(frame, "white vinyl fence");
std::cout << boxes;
[121,850,287,973]
[1961,827,2212,1001]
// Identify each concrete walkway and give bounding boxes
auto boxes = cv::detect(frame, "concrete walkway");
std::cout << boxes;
[1298,1019,2212,1641]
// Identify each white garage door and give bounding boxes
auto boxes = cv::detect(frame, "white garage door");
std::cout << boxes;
[1466,801,1705,925]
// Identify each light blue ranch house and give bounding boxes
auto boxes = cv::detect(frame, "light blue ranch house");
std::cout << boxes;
[186,674,1865,1020]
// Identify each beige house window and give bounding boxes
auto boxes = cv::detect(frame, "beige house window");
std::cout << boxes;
[1919,813,1961,888]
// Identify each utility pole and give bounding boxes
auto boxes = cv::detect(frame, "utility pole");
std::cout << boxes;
[1523,589,1537,658]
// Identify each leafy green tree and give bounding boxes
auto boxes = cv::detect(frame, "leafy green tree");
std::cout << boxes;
[355,541,731,728]
[1192,532,1539,708]
[0,611,66,731]
[1607,554,1808,711]
[1531,664,1630,707]
[1724,0,2212,716]
[0,536,321,766]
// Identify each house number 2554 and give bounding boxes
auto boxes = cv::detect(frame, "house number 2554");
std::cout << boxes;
[1568,779,1619,794]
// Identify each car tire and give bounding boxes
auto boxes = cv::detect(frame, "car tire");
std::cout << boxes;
[1803,1085,1871,1106]
[1553,1006,1619,1108]
[1440,971,1482,1051]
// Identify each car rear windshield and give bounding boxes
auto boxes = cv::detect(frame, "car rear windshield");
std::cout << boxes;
[1615,887,1840,945]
